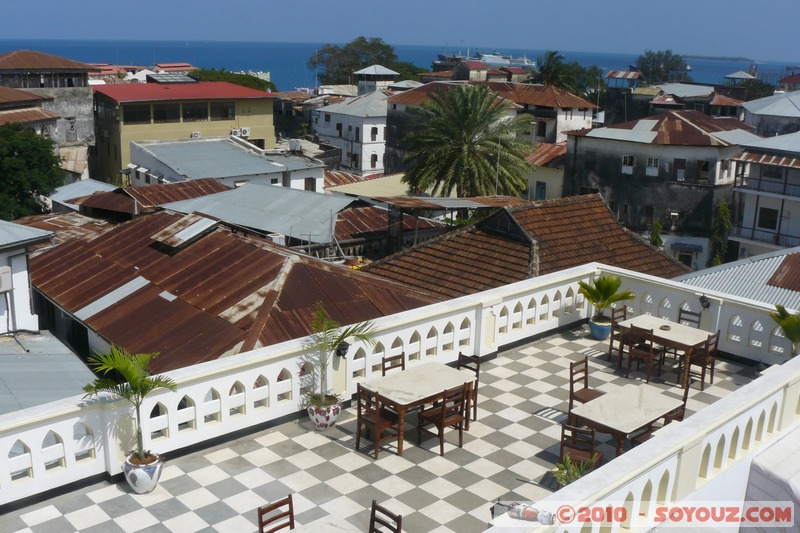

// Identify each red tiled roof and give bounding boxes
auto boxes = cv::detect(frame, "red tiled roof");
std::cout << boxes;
[155,63,197,72]
[779,73,800,85]
[501,67,529,75]
[421,71,455,78]
[364,195,689,299]
[485,82,597,109]
[461,61,488,69]
[526,142,567,167]
[92,81,276,102]
[0,50,100,72]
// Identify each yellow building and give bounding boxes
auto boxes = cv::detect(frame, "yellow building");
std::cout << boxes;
[92,81,275,183]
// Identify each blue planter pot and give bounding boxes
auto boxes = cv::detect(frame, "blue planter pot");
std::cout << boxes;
[588,320,612,340]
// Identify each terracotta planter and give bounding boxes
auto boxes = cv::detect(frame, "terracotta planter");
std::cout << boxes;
[307,401,341,430]
[123,453,164,494]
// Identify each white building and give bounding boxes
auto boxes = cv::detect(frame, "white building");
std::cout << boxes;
[730,130,800,257]
[354,64,399,96]
[742,90,800,137]
[313,90,391,176]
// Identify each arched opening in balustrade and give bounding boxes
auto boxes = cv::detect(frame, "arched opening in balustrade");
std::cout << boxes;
[299,362,314,397]
[425,327,438,357]
[748,320,765,349]
[714,434,726,470]
[177,395,197,430]
[639,479,653,522]
[657,297,672,319]
[565,287,576,314]
[552,291,562,318]
[768,402,778,433]
[408,331,421,362]
[391,336,404,356]
[621,491,635,529]
[729,426,740,461]
[204,388,222,423]
[768,325,789,356]
[742,418,753,451]
[351,347,367,380]
[73,422,95,462]
[458,318,471,348]
[727,314,743,344]
[149,402,169,439]
[498,306,509,334]
[755,410,766,441]
[640,292,654,315]
[9,439,32,481]
[253,375,269,409]
[443,322,455,351]
[526,297,537,326]
[228,381,246,416]
[698,443,712,479]
[511,302,523,330]
[539,295,550,322]
[371,342,386,373]
[42,430,66,471]
[656,470,670,504]
[276,368,292,403]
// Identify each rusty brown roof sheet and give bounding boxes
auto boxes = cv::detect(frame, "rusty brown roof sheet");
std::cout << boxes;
[371,196,532,210]
[0,50,100,72]
[0,86,52,106]
[273,91,314,103]
[736,150,800,169]
[29,211,437,371]
[335,206,444,241]
[0,108,60,126]
[364,195,689,299]
[14,212,113,248]
[710,93,743,106]
[779,73,800,85]
[768,253,800,292]
[324,170,364,188]
[77,179,231,214]
[606,70,641,80]
[526,142,567,167]
[388,81,596,109]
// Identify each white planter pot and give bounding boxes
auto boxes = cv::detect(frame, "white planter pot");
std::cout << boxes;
[123,453,164,494]
[307,402,341,430]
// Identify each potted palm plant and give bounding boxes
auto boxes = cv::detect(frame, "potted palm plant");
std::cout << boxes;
[83,345,176,494]
[306,303,375,430]
[770,304,800,357]
[578,275,635,340]
[552,453,599,488]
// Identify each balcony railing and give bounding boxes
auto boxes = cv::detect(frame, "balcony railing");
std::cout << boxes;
[0,263,796,515]
[731,224,800,248]
[735,176,800,198]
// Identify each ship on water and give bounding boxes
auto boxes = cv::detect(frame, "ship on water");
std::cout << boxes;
[433,49,536,71]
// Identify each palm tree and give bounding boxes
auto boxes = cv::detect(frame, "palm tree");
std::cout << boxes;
[401,84,532,198]
[770,305,800,357]
[533,50,576,91]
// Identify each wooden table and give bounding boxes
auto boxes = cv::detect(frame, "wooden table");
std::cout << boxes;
[292,515,361,532]
[618,314,710,387]
[571,383,683,456]
[361,362,476,455]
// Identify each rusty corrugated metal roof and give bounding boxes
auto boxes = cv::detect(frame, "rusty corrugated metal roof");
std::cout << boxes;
[0,108,60,126]
[768,253,800,292]
[370,196,531,210]
[605,70,641,80]
[0,86,52,106]
[364,195,690,299]
[735,150,800,169]
[388,81,596,109]
[335,206,444,242]
[526,142,567,167]
[29,211,437,372]
[0,50,100,72]
[15,212,113,248]
[710,93,743,106]
[76,179,231,214]
[324,170,364,188]
[93,82,276,103]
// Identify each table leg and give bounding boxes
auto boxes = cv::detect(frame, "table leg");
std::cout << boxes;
[396,406,406,456]
[615,434,625,456]
[682,348,692,388]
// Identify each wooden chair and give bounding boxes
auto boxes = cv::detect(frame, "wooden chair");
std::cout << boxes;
[560,423,603,469]
[381,352,405,376]
[369,499,402,533]
[625,325,663,383]
[417,381,471,456]
[355,383,400,459]
[457,352,480,425]
[569,356,606,420]
[665,308,702,362]
[257,494,294,533]
[631,383,690,446]
[687,331,720,391]
[607,306,628,365]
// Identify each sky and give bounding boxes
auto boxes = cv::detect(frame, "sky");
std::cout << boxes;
[5,0,799,63]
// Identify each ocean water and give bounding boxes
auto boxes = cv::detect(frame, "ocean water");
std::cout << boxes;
[0,39,793,92]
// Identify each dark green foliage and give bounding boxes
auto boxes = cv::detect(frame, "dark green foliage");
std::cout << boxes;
[529,51,605,102]
[708,200,732,267]
[770,305,800,357]
[0,123,63,220]
[307,37,420,85]
[401,85,532,198]
[650,218,663,248]
[189,68,277,92]
[740,79,777,101]
[635,49,690,84]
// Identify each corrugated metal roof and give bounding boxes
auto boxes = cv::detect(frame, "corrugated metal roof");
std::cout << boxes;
[51,179,117,210]
[677,247,800,311]
[335,206,444,242]
[324,170,364,189]
[29,211,437,372]
[0,86,52,105]
[14,212,113,247]
[710,93,743,106]
[164,183,355,242]
[726,71,755,80]
[0,220,53,250]
[742,129,800,154]
[742,90,800,118]
[657,83,715,98]
[735,150,800,169]
[77,178,230,214]
[316,89,390,117]
[0,107,60,126]
[0,50,99,72]
[526,142,567,167]
[93,81,275,103]
[606,70,641,80]
[354,65,399,76]
[371,196,531,210]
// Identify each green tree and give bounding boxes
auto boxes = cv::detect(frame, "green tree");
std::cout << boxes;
[0,123,63,220]
[189,68,277,92]
[770,305,800,357]
[650,218,663,248]
[740,79,777,101]
[307,37,401,85]
[709,200,732,266]
[401,85,532,198]
[635,49,689,84]
[532,50,575,90]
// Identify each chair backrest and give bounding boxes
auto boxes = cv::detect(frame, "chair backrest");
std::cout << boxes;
[369,499,402,533]
[382,352,405,376]
[611,306,627,324]
[357,383,383,423]
[628,325,655,354]
[705,330,720,356]
[678,308,702,329]
[569,356,590,393]
[258,494,294,533]
[560,423,597,460]
[457,352,480,383]
[438,382,470,425]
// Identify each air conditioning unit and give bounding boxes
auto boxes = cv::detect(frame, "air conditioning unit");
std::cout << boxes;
[240,127,251,137]
[231,128,242,136]
[190,131,201,139]
[0,266,11,293]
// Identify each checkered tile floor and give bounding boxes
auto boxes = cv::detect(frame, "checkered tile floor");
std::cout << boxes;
[1,325,757,533]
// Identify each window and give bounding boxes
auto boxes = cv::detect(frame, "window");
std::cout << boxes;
[370,153,378,168]
[210,102,235,121]
[371,126,378,142]
[324,113,331,123]
[351,154,359,169]
[123,104,151,125]
[646,157,659,177]
[644,205,654,225]
[536,121,546,137]
[674,158,686,181]
[697,160,711,180]
[563,108,573,119]
[757,207,779,230]
[336,123,342,137]
[355,127,360,141]
[153,104,180,123]
[271,178,279,185]
[182,103,208,122]
[622,155,635,175]
[762,165,782,179]
[694,103,705,113]
[678,252,694,267]
[579,187,599,195]
[535,181,547,200]
[304,177,316,192]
